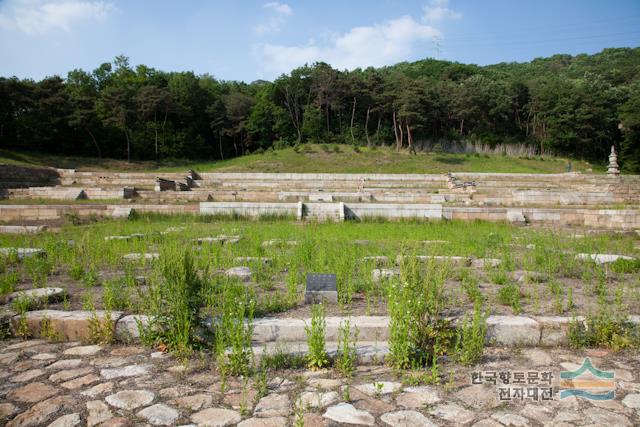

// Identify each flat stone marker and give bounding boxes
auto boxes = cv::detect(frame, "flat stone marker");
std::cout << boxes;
[194,235,240,245]
[372,268,400,282]
[0,225,46,234]
[0,248,46,260]
[262,239,298,247]
[575,253,635,264]
[123,253,159,262]
[225,267,252,282]
[305,273,337,304]
[234,257,272,264]
[361,256,388,265]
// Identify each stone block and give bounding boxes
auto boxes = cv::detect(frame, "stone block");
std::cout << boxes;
[485,316,541,346]
[10,310,123,341]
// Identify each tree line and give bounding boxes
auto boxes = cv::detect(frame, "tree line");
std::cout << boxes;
[1,48,639,171]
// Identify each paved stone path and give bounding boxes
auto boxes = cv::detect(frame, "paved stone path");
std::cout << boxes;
[1,339,639,426]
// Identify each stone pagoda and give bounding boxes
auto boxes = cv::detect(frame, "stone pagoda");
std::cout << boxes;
[607,145,620,176]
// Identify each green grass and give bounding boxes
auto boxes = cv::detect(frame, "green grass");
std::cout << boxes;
[0,146,601,174]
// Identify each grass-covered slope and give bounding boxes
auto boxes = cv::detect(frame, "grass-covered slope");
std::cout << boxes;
[0,146,600,174]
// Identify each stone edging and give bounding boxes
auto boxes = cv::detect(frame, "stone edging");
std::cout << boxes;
[7,311,640,348]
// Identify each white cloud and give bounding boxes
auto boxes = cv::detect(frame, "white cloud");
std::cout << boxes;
[255,15,441,76]
[0,0,115,35]
[254,1,292,35]
[263,2,292,16]
[422,0,461,23]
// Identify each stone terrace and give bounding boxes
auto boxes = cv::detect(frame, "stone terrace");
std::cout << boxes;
[1,167,640,230]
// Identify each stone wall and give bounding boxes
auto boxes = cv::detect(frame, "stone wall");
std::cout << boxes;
[0,164,59,189]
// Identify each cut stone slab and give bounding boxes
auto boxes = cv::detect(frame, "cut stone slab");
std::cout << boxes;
[536,316,577,346]
[225,266,252,282]
[171,393,213,411]
[136,403,179,426]
[298,391,340,409]
[254,393,292,417]
[324,403,375,426]
[5,286,62,306]
[0,225,46,234]
[49,367,92,382]
[237,417,288,427]
[486,316,540,346]
[622,393,640,408]
[32,352,57,360]
[7,395,74,427]
[472,258,502,268]
[454,385,499,409]
[523,348,554,366]
[86,400,112,427]
[63,344,103,356]
[372,268,400,282]
[106,389,155,410]
[81,382,114,398]
[355,381,402,396]
[48,413,81,427]
[10,310,123,342]
[7,382,58,403]
[575,253,635,264]
[395,386,441,408]
[112,207,132,219]
[123,253,159,261]
[428,403,475,424]
[11,368,45,382]
[100,364,151,379]
[0,247,46,260]
[490,412,529,427]
[115,314,151,342]
[583,407,632,427]
[61,373,100,390]
[190,407,242,426]
[380,410,437,427]
[47,359,83,370]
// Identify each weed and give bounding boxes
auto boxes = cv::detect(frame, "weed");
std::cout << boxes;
[102,278,131,311]
[0,271,18,295]
[336,318,359,378]
[305,303,329,370]
[610,259,640,274]
[88,309,115,344]
[455,302,487,365]
[498,282,522,314]
[141,248,204,356]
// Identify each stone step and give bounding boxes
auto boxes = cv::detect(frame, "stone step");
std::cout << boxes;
[252,316,389,343]
[0,287,65,306]
[251,341,389,365]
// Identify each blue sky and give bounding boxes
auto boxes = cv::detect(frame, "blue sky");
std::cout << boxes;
[1,0,639,82]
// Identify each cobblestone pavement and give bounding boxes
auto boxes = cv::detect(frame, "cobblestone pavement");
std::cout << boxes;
[1,339,639,426]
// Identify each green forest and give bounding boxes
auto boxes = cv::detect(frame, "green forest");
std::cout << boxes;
[1,47,639,171]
